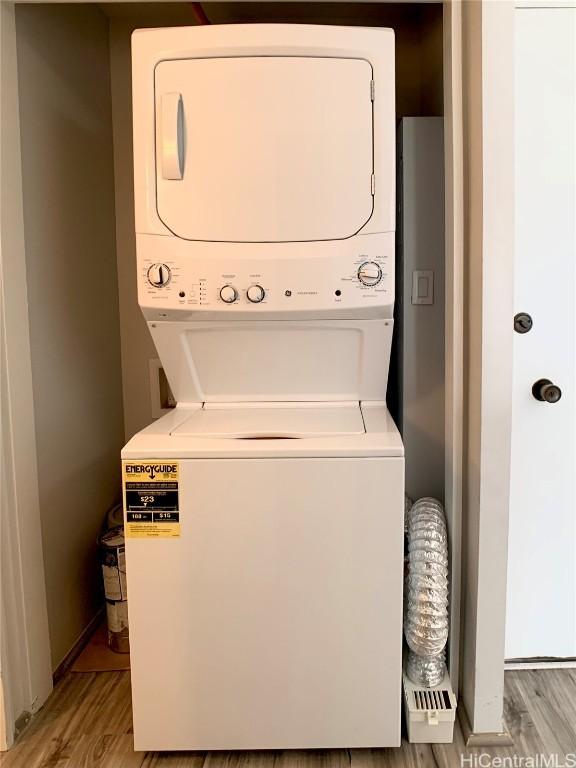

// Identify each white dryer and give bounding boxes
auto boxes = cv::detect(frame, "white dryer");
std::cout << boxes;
[124,24,404,751]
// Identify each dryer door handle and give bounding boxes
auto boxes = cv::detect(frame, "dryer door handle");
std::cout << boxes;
[160,93,185,180]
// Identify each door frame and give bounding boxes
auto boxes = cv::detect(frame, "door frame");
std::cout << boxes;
[458,0,515,741]
[0,1,53,750]
[0,0,515,748]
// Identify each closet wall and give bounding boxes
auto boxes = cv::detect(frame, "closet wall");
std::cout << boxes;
[15,3,124,670]
[107,4,193,442]
[13,0,444,669]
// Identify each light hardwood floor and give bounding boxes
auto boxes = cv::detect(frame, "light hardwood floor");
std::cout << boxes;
[1,668,575,767]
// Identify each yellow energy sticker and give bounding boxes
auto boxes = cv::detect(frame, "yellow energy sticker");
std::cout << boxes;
[123,461,180,538]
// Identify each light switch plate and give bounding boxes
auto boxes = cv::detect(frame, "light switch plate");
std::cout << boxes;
[412,270,434,305]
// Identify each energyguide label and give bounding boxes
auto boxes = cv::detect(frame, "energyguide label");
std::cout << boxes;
[123,461,180,538]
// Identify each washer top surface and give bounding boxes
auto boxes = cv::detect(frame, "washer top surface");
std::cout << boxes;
[122,403,404,459]
[172,403,365,439]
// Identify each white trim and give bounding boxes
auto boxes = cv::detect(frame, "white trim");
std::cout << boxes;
[443,0,465,700]
[0,2,53,750]
[505,660,576,670]
[516,1,576,7]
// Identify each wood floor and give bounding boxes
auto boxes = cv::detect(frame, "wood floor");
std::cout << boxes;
[1,668,575,767]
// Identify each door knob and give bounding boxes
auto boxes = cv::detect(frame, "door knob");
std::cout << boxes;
[514,312,533,334]
[532,379,562,403]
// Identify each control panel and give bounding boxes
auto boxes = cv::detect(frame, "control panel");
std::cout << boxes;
[137,232,395,319]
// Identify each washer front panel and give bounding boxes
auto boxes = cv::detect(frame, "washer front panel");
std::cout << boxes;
[125,455,404,750]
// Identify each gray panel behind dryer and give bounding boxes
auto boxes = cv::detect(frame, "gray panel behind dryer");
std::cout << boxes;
[399,118,445,502]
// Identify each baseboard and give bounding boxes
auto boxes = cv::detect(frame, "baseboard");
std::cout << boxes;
[13,711,32,742]
[505,657,576,670]
[52,607,105,684]
[458,701,514,747]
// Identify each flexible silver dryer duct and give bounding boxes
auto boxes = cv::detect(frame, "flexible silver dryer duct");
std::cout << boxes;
[404,497,449,687]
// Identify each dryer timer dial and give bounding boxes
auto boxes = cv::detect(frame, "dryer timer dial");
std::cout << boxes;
[147,263,171,287]
[357,261,382,286]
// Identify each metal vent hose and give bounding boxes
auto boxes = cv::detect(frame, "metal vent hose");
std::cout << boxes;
[404,497,449,687]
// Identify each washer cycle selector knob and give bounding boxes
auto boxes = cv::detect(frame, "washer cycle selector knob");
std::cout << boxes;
[247,285,265,303]
[357,261,382,286]
[147,263,171,287]
[219,285,238,304]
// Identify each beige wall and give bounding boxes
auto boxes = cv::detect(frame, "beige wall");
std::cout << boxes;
[109,18,158,441]
[107,5,198,441]
[16,3,124,670]
[105,2,444,440]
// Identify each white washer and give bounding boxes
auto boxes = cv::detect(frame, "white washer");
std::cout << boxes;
[123,403,403,750]
[124,24,403,751]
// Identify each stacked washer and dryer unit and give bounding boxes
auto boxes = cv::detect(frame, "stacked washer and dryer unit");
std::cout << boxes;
[123,24,404,751]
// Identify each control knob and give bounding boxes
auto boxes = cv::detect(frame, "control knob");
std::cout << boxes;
[357,261,382,286]
[147,263,171,287]
[247,285,265,303]
[219,285,238,304]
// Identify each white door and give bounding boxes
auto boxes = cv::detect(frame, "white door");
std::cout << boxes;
[154,56,374,242]
[506,7,576,660]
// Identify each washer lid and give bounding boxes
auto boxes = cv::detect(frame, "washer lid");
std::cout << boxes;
[171,403,365,439]
[154,56,374,242]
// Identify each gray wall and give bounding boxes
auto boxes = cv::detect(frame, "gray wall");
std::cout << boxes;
[399,118,445,502]
[16,3,124,670]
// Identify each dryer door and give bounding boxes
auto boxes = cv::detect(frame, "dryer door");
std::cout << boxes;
[154,56,374,242]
